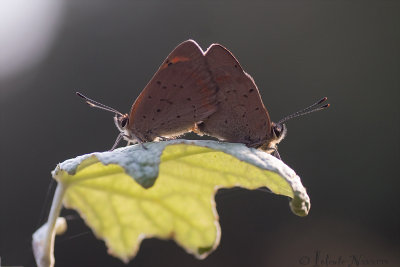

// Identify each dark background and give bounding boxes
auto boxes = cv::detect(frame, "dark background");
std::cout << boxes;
[1,0,399,266]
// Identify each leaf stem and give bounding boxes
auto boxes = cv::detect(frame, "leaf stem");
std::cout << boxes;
[32,182,66,267]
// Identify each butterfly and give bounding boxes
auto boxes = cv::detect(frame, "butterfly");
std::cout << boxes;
[196,43,329,159]
[76,40,221,149]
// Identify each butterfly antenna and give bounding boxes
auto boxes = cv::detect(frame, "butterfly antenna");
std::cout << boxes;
[76,92,123,116]
[278,97,329,124]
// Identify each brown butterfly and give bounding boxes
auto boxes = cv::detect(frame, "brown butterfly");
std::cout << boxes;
[77,40,222,149]
[196,44,329,159]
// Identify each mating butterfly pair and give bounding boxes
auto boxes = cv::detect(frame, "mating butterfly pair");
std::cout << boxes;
[77,40,328,159]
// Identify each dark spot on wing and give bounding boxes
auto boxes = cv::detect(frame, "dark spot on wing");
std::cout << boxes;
[225,119,228,124]
[168,62,173,66]
[226,90,230,93]
[162,86,167,89]
[176,115,180,118]
[243,94,248,98]
[156,81,161,85]
[187,97,191,101]
[173,84,177,87]
[180,85,184,88]
[234,64,238,68]
[157,109,161,112]
[224,97,228,101]
[148,95,152,99]
[143,115,146,119]
[249,88,254,93]
[255,107,259,110]
[160,99,173,104]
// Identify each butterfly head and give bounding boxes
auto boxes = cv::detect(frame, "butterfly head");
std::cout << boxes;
[114,113,130,134]
[266,122,287,150]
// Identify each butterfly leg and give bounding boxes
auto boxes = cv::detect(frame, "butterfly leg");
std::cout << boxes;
[263,147,282,160]
[135,137,148,150]
[272,149,282,160]
[157,136,172,141]
[110,133,148,151]
[110,133,124,151]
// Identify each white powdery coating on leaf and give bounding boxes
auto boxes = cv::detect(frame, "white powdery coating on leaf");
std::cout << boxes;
[53,139,310,216]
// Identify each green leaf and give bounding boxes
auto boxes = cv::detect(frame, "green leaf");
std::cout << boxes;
[50,140,310,263]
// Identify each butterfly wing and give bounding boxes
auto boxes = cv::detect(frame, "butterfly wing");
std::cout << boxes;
[198,44,272,146]
[129,40,218,141]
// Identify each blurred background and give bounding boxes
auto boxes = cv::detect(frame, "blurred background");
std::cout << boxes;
[1,0,399,266]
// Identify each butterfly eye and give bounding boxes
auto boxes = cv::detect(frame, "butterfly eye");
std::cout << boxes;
[120,117,128,128]
[273,124,282,137]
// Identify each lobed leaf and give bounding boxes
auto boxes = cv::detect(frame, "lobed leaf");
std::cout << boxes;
[52,140,310,262]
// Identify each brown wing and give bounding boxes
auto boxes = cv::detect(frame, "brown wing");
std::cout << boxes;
[129,40,218,141]
[199,44,272,146]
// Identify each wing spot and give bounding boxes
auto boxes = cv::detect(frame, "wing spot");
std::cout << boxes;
[249,88,254,93]
[243,94,248,98]
[156,81,161,85]
[161,122,165,126]
[255,107,259,110]
[152,118,155,121]
[234,64,238,68]
[246,124,249,126]
[226,90,231,93]
[192,105,196,109]
[233,90,237,93]
[225,97,228,101]
[176,115,180,118]
[157,109,161,112]
[162,86,167,89]
[160,99,173,104]
[187,97,191,101]
[148,95,152,99]
[180,85,184,88]
[168,62,173,66]
[143,115,146,119]
[224,119,228,124]
[173,84,177,87]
